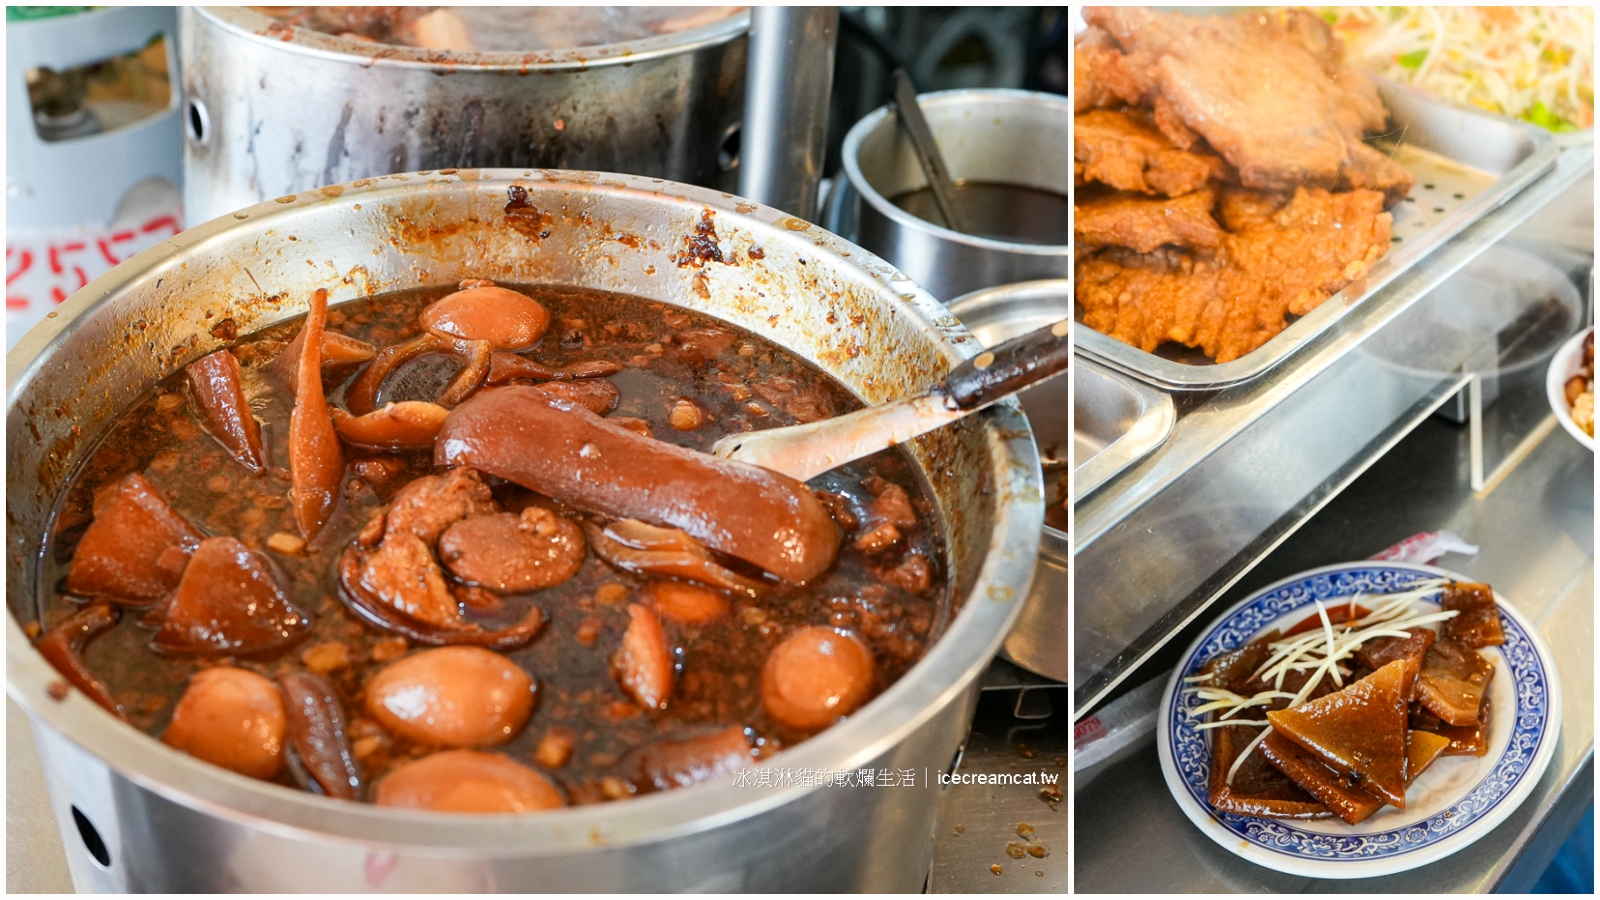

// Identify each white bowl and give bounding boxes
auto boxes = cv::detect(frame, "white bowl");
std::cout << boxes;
[1546,326,1594,451]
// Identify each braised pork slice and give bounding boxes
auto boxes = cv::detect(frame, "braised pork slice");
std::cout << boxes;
[1417,638,1494,726]
[1075,188,1222,253]
[1440,582,1505,648]
[383,467,497,546]
[1354,627,1435,701]
[358,532,463,628]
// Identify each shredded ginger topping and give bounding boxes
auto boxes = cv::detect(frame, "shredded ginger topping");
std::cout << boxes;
[1182,578,1456,786]
[1318,6,1594,131]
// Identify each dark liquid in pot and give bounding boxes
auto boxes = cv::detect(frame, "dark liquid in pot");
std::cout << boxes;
[890,182,1072,246]
[36,285,947,806]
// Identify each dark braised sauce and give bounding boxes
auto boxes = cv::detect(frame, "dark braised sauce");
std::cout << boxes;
[40,284,946,806]
[890,182,1072,246]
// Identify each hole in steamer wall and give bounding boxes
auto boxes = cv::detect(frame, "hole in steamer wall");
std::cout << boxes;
[186,97,209,146]
[71,805,111,868]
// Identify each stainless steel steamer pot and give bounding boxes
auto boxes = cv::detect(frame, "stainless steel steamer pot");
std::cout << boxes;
[181,8,750,222]
[839,89,1072,302]
[5,171,1042,892]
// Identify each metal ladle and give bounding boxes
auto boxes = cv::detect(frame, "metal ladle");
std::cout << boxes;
[890,68,969,235]
[713,319,1069,480]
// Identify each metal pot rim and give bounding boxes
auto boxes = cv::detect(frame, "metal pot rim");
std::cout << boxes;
[195,6,750,72]
[5,169,1042,855]
[841,88,1073,256]
[947,277,1073,309]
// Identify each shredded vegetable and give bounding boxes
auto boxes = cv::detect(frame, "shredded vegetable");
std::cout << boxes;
[1182,579,1456,785]
[1317,6,1594,131]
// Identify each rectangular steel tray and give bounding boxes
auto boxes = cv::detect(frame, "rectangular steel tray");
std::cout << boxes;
[1073,357,1174,499]
[1075,78,1561,391]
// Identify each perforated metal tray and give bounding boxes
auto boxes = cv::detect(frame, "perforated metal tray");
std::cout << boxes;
[1075,78,1561,390]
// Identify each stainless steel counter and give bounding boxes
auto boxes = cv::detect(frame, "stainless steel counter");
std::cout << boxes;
[7,698,73,893]
[1073,144,1596,714]
[929,664,1068,893]
[1075,414,1593,892]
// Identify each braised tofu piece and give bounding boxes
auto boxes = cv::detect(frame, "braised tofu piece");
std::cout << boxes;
[1440,582,1504,648]
[1417,638,1494,727]
[154,537,312,656]
[1207,724,1328,819]
[64,472,201,604]
[1266,658,1413,808]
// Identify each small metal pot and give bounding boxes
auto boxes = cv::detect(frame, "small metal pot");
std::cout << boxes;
[180,7,750,222]
[6,171,1041,891]
[838,89,1071,302]
[947,280,1072,684]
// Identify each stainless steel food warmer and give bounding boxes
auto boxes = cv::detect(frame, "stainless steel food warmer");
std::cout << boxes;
[1074,92,1594,892]
[1075,140,1593,715]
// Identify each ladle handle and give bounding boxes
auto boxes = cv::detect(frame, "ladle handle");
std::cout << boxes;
[891,69,969,235]
[945,319,1072,412]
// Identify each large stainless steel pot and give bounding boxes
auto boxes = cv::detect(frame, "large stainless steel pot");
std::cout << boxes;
[180,7,749,222]
[5,171,1042,891]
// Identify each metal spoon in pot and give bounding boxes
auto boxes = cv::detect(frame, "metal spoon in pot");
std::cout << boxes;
[890,68,969,235]
[712,319,1070,481]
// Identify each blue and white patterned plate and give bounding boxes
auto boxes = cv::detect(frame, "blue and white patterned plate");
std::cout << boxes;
[1156,562,1561,879]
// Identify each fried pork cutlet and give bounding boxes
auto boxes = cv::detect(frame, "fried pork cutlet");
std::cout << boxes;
[1215,185,1293,231]
[1076,187,1391,363]
[1075,26,1146,113]
[1074,187,1222,254]
[1080,6,1415,203]
[1084,5,1192,57]
[1074,109,1226,198]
